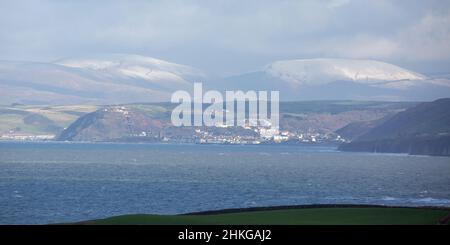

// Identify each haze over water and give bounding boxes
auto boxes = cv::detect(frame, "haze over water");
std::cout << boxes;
[0,142,449,224]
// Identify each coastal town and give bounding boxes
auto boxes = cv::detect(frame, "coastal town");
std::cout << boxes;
[0,133,56,141]
[0,123,346,145]
[1,105,351,145]
[191,123,346,145]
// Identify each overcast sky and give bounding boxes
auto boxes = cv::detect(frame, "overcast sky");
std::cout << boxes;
[1,0,450,75]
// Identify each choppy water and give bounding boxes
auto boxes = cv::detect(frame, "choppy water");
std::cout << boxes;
[0,141,449,224]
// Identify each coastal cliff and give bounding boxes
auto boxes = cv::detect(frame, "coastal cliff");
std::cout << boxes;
[339,98,450,156]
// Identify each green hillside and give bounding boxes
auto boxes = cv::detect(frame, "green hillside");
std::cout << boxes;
[0,104,99,135]
[80,207,449,225]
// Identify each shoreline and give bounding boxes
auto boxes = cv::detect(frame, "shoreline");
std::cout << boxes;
[3,140,449,157]
[181,204,450,216]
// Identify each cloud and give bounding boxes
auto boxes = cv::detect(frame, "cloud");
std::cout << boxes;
[0,0,449,74]
[396,13,450,61]
[314,12,450,63]
[327,0,351,9]
[318,35,398,59]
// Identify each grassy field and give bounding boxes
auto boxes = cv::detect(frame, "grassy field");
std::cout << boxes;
[81,206,450,225]
[0,104,100,135]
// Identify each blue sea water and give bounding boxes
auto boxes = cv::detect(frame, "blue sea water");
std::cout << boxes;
[0,141,449,224]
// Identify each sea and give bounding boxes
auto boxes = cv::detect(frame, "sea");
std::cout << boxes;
[0,141,449,224]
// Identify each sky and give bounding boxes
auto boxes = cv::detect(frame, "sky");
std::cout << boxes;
[1,0,450,76]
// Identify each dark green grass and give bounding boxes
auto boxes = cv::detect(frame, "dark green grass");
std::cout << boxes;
[81,207,449,225]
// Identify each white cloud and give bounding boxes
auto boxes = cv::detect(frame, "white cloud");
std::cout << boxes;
[395,13,450,61]
[0,0,449,74]
[317,35,398,59]
[327,0,351,9]
[303,11,450,64]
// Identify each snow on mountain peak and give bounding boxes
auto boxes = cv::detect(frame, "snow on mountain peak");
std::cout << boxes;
[55,54,207,83]
[264,58,426,87]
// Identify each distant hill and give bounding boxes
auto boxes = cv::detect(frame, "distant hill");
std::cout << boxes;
[55,101,413,142]
[57,105,170,142]
[339,98,450,156]
[335,116,392,141]
[2,56,450,105]
[0,104,99,137]
[225,58,450,101]
[0,100,419,143]
[0,54,208,105]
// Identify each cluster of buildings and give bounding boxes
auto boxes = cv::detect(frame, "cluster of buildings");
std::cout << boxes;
[0,133,55,141]
[192,122,346,145]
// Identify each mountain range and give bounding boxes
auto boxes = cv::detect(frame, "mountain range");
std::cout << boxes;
[1,54,450,104]
[225,58,450,101]
[0,54,207,105]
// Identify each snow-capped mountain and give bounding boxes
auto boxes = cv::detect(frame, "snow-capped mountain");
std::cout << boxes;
[266,58,426,87]
[56,54,207,87]
[1,56,449,104]
[0,54,209,105]
[225,58,450,101]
